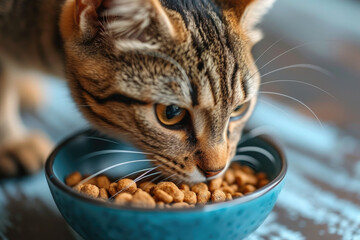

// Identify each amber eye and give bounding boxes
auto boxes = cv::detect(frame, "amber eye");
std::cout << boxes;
[230,102,250,120]
[155,104,187,126]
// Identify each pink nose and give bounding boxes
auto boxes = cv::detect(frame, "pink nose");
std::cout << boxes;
[197,165,224,178]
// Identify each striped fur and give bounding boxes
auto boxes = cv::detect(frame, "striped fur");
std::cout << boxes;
[0,0,274,181]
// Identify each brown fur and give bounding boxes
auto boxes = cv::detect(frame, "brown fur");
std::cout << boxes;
[0,0,274,182]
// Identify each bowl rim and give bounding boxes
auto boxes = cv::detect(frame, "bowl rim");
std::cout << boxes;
[45,129,287,212]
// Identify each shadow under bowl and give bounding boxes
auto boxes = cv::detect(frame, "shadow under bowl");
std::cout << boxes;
[45,129,287,240]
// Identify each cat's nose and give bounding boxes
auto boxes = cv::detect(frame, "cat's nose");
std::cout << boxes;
[197,165,225,178]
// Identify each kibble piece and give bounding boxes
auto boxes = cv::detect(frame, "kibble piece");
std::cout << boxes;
[241,165,255,175]
[172,202,190,208]
[211,189,226,203]
[221,186,235,195]
[232,192,244,198]
[154,189,173,203]
[96,176,111,190]
[99,188,109,200]
[235,171,258,186]
[108,183,118,196]
[230,162,242,170]
[257,179,270,188]
[73,184,83,192]
[182,190,197,205]
[224,169,235,184]
[131,189,156,208]
[80,184,99,198]
[155,182,184,203]
[243,184,256,194]
[65,172,82,187]
[226,193,233,201]
[230,184,239,192]
[235,172,245,186]
[117,179,137,194]
[197,190,211,204]
[221,181,229,188]
[179,183,190,191]
[191,183,208,193]
[139,182,156,194]
[65,161,270,208]
[256,172,268,180]
[157,201,165,209]
[115,192,133,205]
[83,175,97,185]
[209,178,223,192]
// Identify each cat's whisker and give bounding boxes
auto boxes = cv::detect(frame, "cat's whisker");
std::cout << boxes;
[258,99,293,119]
[109,172,163,200]
[260,64,334,80]
[109,167,161,199]
[175,178,183,186]
[75,159,157,187]
[258,40,335,72]
[79,149,150,161]
[134,172,162,184]
[113,166,162,183]
[259,91,324,129]
[160,173,178,182]
[254,38,284,64]
[141,173,164,189]
[237,146,275,162]
[247,40,336,84]
[260,79,337,100]
[240,126,277,144]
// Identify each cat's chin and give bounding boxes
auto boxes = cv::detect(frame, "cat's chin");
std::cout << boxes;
[186,168,207,183]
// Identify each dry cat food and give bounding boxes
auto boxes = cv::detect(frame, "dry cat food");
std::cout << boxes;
[65,163,270,209]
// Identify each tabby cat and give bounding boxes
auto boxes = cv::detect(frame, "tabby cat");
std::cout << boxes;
[0,0,275,182]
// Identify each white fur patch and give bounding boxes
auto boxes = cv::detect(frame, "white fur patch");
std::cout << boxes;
[101,0,174,51]
[242,0,276,43]
[114,40,159,52]
[187,167,207,183]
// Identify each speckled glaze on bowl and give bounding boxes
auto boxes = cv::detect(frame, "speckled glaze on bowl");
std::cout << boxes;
[45,129,287,240]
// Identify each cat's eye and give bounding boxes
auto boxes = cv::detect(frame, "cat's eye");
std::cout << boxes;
[230,102,250,120]
[155,104,187,126]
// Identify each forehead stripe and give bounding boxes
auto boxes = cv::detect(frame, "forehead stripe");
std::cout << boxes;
[72,77,128,130]
[205,69,219,105]
[77,76,148,105]
[190,83,200,107]
[231,62,239,100]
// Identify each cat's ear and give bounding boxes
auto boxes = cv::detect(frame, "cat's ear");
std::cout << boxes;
[73,0,177,50]
[217,0,276,43]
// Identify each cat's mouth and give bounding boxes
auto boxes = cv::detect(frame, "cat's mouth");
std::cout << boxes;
[151,155,231,184]
[204,160,231,181]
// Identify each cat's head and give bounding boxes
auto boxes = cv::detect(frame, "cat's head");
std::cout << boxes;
[60,0,275,183]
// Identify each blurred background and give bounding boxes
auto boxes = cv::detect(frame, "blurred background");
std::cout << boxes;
[255,0,360,131]
[1,0,360,239]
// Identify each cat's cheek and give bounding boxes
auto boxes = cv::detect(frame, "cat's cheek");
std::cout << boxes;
[227,121,245,156]
[228,121,245,138]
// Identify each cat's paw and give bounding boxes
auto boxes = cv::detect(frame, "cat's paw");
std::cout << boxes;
[0,132,53,178]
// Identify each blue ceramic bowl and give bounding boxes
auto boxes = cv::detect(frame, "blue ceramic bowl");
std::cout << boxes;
[45,129,287,240]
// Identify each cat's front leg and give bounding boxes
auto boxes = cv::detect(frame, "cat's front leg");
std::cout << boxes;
[0,63,53,178]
